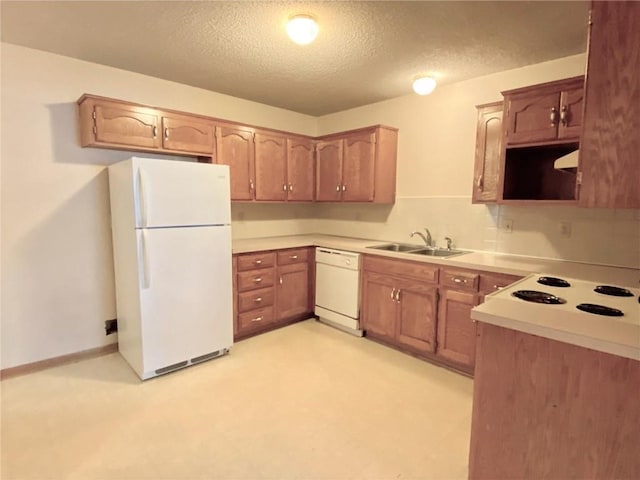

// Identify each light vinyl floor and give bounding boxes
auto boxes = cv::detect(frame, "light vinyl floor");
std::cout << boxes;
[1,320,473,479]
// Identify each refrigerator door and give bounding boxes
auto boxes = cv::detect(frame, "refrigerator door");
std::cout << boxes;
[132,157,230,228]
[137,225,233,374]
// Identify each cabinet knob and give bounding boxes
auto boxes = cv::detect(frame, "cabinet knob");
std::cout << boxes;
[550,107,558,127]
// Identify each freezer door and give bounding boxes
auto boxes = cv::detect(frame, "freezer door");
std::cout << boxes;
[137,225,233,373]
[132,157,230,228]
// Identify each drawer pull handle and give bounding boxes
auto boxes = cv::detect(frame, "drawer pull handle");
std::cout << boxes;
[395,289,401,302]
[254,297,262,303]
[279,276,283,285]
[342,184,346,192]
[254,260,262,265]
[493,285,505,290]
[253,277,262,283]
[251,316,263,322]
[283,184,287,191]
[164,127,169,140]
[152,126,158,138]
[390,288,396,300]
[290,255,298,260]
[336,184,341,192]
[453,277,468,284]
[289,184,293,192]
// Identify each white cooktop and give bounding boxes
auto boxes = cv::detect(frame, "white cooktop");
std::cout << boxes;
[472,273,640,360]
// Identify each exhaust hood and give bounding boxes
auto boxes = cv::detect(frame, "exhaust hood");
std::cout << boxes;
[554,149,579,170]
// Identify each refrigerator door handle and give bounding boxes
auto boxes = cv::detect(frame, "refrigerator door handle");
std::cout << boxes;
[135,167,148,227]
[139,230,150,289]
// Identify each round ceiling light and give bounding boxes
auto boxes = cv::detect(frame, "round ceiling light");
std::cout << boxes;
[286,15,318,45]
[412,76,437,95]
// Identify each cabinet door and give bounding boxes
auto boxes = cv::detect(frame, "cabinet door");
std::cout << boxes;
[276,262,310,320]
[361,271,397,342]
[557,86,584,141]
[436,289,480,368]
[161,114,214,154]
[395,279,438,354]
[215,125,255,201]
[342,132,375,202]
[472,103,503,203]
[315,139,343,201]
[287,137,314,201]
[506,91,560,145]
[94,103,160,149]
[254,132,287,201]
[579,2,640,209]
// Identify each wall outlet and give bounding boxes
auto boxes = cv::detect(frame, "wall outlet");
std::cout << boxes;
[105,319,118,335]
[559,221,572,238]
[500,218,513,233]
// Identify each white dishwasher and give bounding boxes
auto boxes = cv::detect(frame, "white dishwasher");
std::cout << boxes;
[315,247,363,336]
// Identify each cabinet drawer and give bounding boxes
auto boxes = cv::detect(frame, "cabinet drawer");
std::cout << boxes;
[277,248,310,265]
[479,272,522,295]
[363,255,439,283]
[237,268,275,292]
[238,306,274,331]
[440,268,479,292]
[237,252,276,271]
[238,287,274,313]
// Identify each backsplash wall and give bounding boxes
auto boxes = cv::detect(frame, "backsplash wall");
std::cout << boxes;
[313,197,640,268]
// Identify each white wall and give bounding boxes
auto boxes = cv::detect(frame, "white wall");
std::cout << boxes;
[0,43,316,369]
[313,54,640,268]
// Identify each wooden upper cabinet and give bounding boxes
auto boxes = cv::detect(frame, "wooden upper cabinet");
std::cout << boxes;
[160,113,214,154]
[503,76,584,146]
[254,132,287,201]
[342,132,375,201]
[315,139,343,201]
[215,125,255,201]
[287,137,314,201]
[472,102,503,203]
[579,1,640,209]
[92,102,160,149]
[557,85,584,140]
[315,126,398,203]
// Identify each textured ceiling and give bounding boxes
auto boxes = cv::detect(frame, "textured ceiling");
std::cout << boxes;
[1,1,589,116]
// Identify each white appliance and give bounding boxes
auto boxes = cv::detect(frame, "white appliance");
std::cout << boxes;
[108,157,233,380]
[315,248,362,336]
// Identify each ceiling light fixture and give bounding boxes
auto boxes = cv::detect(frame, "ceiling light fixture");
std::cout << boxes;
[286,15,318,45]
[412,76,437,95]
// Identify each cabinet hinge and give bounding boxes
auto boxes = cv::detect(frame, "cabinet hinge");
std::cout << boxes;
[576,171,583,185]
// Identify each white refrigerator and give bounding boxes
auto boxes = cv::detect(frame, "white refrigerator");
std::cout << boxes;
[108,157,233,380]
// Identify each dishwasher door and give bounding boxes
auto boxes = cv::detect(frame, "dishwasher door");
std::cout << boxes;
[315,248,361,326]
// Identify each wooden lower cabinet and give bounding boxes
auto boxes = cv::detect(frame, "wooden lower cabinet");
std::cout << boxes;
[436,289,480,368]
[361,257,438,356]
[234,247,314,339]
[361,255,522,375]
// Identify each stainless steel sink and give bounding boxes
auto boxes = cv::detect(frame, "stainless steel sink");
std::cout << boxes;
[367,243,424,252]
[409,248,468,258]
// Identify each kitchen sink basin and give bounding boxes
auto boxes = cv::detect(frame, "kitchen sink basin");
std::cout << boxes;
[409,248,468,258]
[367,243,423,252]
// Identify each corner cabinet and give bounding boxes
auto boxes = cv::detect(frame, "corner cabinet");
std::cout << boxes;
[315,126,398,204]
[578,1,640,208]
[472,102,503,203]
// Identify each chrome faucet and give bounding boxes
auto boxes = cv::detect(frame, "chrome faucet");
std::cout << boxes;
[444,237,453,251]
[410,228,433,248]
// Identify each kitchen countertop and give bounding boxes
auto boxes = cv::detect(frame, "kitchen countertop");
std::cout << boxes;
[232,234,640,287]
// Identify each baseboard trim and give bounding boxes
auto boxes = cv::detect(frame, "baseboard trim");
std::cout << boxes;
[0,343,118,380]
